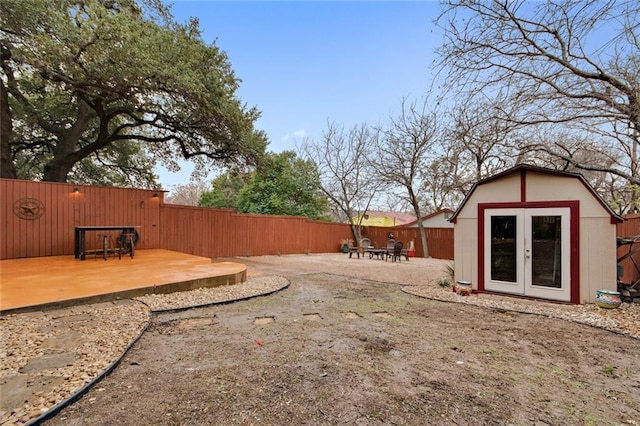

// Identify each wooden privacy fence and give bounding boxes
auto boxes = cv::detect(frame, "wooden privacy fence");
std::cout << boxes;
[360,226,454,259]
[0,179,453,260]
[0,179,161,259]
[159,204,353,258]
[617,213,640,286]
[160,206,455,259]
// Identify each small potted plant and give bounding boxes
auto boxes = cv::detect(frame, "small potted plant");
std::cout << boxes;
[456,280,473,296]
[595,289,622,309]
[339,239,353,253]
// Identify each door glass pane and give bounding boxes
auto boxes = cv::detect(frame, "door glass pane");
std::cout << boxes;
[490,216,517,282]
[531,216,562,288]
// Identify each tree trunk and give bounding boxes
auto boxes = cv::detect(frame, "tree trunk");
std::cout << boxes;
[0,82,17,179]
[43,156,75,182]
[417,221,430,258]
[41,112,93,182]
[350,222,362,245]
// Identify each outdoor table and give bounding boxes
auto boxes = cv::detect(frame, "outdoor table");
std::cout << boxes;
[349,247,394,260]
[349,246,382,259]
[368,248,387,260]
[74,226,139,260]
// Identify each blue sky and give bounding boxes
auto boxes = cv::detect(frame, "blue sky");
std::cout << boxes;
[158,0,444,189]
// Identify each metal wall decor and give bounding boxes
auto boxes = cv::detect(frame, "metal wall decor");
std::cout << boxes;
[13,198,45,220]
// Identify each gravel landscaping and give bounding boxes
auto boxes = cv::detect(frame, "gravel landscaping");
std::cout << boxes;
[1,253,638,425]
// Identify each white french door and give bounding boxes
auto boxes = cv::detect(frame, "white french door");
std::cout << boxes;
[484,208,571,302]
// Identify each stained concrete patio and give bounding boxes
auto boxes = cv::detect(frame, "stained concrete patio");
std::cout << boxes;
[0,249,246,314]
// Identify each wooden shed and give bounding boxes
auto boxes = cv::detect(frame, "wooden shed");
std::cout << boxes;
[450,164,624,304]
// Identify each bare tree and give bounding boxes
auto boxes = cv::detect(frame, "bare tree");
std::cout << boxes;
[518,128,639,213]
[374,98,440,258]
[379,194,413,215]
[165,180,210,206]
[300,122,380,242]
[420,156,463,212]
[437,0,640,194]
[443,96,518,191]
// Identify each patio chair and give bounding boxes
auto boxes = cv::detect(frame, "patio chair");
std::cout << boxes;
[385,239,395,261]
[388,241,404,262]
[360,238,372,256]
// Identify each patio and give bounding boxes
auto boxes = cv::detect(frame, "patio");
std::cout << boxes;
[0,249,246,314]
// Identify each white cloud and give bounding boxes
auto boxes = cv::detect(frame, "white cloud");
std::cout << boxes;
[282,129,307,142]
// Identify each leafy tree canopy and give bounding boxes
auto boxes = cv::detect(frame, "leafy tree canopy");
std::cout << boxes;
[201,151,330,220]
[238,151,330,220]
[0,0,267,185]
[13,137,159,187]
[198,172,247,209]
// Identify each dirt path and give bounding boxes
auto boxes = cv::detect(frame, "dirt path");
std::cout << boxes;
[45,272,640,425]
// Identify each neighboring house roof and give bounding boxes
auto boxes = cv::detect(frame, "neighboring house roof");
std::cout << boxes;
[449,164,624,223]
[403,208,455,227]
[362,210,416,225]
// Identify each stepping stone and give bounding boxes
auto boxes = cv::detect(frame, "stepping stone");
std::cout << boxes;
[254,316,274,325]
[303,313,322,321]
[41,331,83,351]
[19,352,76,373]
[0,375,65,411]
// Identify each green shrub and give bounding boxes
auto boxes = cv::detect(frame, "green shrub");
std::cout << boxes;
[444,263,454,281]
[437,278,451,288]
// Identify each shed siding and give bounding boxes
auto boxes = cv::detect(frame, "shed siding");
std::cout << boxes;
[456,174,521,219]
[453,218,478,287]
[581,218,618,302]
[526,173,609,218]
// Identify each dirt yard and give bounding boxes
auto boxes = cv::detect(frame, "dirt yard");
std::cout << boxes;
[43,258,640,425]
